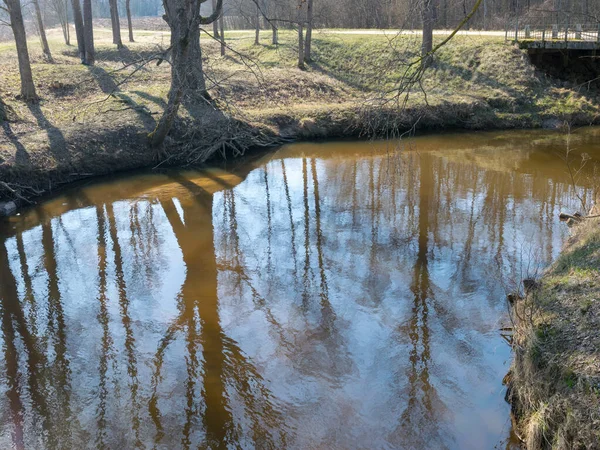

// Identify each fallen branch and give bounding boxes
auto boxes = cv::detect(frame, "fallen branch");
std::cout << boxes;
[0,181,36,204]
[559,212,600,221]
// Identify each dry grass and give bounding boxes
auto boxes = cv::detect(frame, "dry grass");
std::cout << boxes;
[508,217,600,449]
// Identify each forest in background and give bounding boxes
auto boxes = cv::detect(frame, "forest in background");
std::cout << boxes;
[3,0,600,43]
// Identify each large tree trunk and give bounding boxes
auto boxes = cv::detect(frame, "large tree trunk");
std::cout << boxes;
[271,23,278,45]
[32,0,53,62]
[83,0,95,65]
[4,0,38,101]
[149,0,222,148]
[421,0,434,61]
[149,24,189,148]
[126,0,134,42]
[186,26,208,100]
[70,0,86,63]
[108,0,123,48]
[304,0,314,62]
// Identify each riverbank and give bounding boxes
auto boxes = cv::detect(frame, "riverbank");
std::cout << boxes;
[506,213,600,449]
[1,26,600,206]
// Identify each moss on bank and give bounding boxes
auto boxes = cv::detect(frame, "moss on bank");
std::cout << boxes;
[507,216,600,449]
[1,26,600,204]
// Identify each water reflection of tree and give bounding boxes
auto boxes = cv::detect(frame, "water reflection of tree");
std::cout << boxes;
[391,153,449,448]
[1,144,597,449]
[94,205,114,449]
[218,187,291,348]
[1,225,59,449]
[281,160,299,282]
[0,241,29,450]
[41,218,74,448]
[151,175,286,449]
[106,202,144,449]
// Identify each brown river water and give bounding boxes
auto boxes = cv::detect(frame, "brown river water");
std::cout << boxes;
[1,128,599,450]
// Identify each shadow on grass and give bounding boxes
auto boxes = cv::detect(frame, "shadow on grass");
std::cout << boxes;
[1,100,30,164]
[26,103,69,163]
[61,46,158,65]
[131,90,167,109]
[86,65,158,131]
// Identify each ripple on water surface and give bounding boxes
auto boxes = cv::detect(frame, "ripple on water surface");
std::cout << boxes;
[1,128,599,449]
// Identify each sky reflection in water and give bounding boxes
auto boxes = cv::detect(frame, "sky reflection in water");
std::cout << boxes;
[1,128,599,449]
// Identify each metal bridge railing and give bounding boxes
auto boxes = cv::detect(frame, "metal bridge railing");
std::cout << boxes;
[506,14,600,43]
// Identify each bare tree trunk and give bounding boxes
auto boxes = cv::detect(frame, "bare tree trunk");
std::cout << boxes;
[254,1,260,45]
[71,0,86,63]
[304,0,314,62]
[150,32,206,147]
[149,0,223,148]
[83,0,95,65]
[219,12,225,55]
[211,0,220,38]
[421,0,434,61]
[32,0,53,62]
[149,46,186,148]
[4,0,38,101]
[64,10,70,45]
[185,25,208,99]
[108,0,123,48]
[51,0,70,45]
[298,23,305,69]
[126,0,134,42]
[267,0,278,45]
[441,0,447,28]
[483,0,488,29]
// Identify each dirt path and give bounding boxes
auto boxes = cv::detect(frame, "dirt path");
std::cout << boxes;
[316,29,507,37]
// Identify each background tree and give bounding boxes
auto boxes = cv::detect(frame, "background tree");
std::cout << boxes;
[49,0,69,45]
[32,0,53,61]
[126,0,134,42]
[71,0,86,63]
[421,0,434,58]
[254,0,260,44]
[108,0,124,48]
[219,6,225,55]
[83,0,95,64]
[1,0,38,100]
[212,0,221,37]
[297,0,305,69]
[304,0,313,62]
[269,0,278,45]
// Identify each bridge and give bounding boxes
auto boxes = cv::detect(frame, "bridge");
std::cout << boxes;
[506,12,600,51]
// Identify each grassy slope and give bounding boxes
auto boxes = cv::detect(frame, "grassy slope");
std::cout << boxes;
[0,26,599,201]
[508,217,600,449]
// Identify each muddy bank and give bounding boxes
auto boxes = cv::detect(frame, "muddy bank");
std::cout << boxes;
[506,212,600,449]
[3,29,600,211]
[2,100,600,213]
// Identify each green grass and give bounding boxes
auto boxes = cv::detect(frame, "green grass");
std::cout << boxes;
[0,27,597,131]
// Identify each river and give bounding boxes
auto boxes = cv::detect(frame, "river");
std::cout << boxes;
[0,128,599,449]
